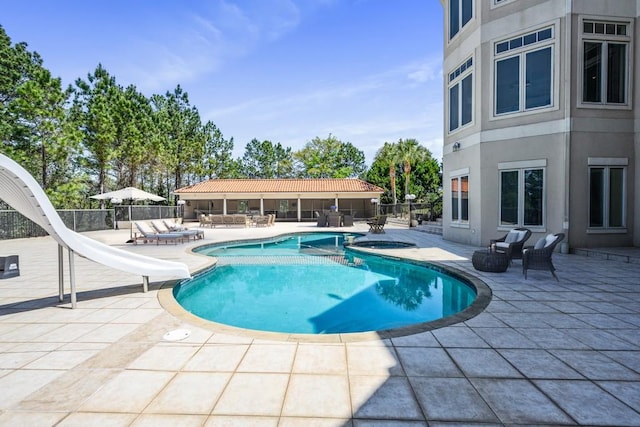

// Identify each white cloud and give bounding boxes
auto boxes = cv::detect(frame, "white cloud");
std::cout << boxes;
[118,0,304,92]
[407,60,442,83]
[203,57,444,164]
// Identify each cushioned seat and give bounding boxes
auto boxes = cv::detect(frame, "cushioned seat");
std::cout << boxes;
[490,228,531,262]
[522,233,565,281]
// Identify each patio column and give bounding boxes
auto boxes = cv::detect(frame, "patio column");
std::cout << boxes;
[334,195,339,211]
[223,197,227,215]
[260,197,264,215]
[297,196,301,222]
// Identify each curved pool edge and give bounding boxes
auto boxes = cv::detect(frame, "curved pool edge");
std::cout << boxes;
[157,236,493,343]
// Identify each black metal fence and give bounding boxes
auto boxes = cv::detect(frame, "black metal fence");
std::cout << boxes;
[0,209,112,240]
[0,206,179,240]
[114,205,178,222]
[378,203,440,222]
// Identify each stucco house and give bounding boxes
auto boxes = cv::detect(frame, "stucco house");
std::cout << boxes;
[441,0,639,249]
[175,178,384,222]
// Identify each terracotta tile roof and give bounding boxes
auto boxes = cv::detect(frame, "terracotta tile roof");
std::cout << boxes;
[175,179,384,194]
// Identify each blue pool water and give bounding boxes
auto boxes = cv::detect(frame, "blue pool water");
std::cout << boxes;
[174,233,476,334]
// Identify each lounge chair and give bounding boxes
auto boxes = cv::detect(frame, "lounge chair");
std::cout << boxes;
[0,153,190,308]
[367,215,387,233]
[522,233,565,281]
[163,219,204,240]
[134,221,185,245]
[154,220,203,241]
[490,228,531,262]
[268,214,275,226]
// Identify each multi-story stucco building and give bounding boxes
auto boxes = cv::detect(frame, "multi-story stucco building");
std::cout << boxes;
[440,0,639,250]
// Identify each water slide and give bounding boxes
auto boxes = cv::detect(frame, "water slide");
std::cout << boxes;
[0,153,191,308]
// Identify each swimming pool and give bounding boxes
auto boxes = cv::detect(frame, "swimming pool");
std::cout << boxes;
[173,232,481,335]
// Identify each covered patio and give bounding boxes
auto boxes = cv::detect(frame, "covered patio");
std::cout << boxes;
[174,178,384,222]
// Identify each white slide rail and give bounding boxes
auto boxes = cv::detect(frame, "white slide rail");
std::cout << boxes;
[0,154,191,308]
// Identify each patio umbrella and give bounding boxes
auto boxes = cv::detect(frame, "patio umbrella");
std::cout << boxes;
[91,187,166,242]
[90,187,165,202]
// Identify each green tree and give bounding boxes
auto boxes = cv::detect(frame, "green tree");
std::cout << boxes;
[374,142,400,205]
[200,121,239,180]
[72,64,119,199]
[293,134,365,178]
[362,155,393,203]
[408,155,441,199]
[366,140,441,210]
[242,138,293,178]
[1,25,82,207]
[151,86,206,196]
[112,84,155,189]
[397,138,427,198]
[0,25,36,153]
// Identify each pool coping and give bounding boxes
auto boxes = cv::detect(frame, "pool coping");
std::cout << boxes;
[158,232,493,343]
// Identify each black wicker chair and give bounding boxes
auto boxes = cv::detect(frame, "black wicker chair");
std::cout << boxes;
[490,228,532,262]
[522,233,565,281]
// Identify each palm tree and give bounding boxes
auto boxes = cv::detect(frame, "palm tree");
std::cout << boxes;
[397,138,426,198]
[377,142,400,207]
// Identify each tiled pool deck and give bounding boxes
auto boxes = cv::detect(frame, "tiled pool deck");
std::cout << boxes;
[0,222,638,426]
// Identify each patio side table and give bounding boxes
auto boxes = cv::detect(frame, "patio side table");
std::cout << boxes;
[0,255,20,279]
[472,249,509,273]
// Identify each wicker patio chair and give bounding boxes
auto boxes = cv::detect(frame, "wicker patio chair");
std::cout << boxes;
[199,214,212,228]
[522,233,565,281]
[490,227,532,262]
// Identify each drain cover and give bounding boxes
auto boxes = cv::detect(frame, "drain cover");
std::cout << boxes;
[163,329,191,341]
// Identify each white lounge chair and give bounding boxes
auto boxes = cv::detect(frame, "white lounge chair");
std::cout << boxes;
[0,153,191,308]
[163,219,204,240]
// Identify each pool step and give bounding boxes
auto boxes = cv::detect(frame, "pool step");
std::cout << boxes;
[572,247,640,264]
[215,254,364,267]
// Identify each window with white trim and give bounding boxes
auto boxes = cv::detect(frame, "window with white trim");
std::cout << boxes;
[449,0,472,40]
[451,175,469,223]
[499,164,545,227]
[589,159,627,229]
[494,27,554,116]
[492,0,516,9]
[581,19,631,106]
[448,58,473,133]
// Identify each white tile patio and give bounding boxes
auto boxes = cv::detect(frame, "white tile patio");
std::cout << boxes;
[0,221,638,425]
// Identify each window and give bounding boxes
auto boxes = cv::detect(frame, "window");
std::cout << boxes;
[448,58,473,132]
[493,0,517,7]
[494,27,554,115]
[238,200,249,213]
[581,20,630,106]
[589,161,626,229]
[449,0,472,40]
[451,175,469,223]
[499,163,545,227]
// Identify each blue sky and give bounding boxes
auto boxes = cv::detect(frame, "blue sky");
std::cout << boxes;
[2,0,444,165]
